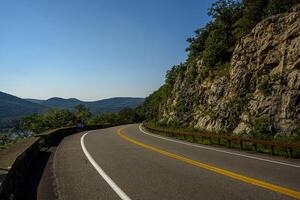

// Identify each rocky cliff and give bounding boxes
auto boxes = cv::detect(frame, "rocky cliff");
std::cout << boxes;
[156,6,300,137]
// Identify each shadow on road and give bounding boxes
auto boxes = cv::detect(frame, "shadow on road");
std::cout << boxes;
[15,150,51,199]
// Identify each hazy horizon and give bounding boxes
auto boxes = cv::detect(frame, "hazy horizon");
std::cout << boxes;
[25,95,145,102]
[1,90,145,102]
[0,0,213,100]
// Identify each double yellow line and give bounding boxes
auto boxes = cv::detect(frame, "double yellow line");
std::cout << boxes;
[116,127,300,199]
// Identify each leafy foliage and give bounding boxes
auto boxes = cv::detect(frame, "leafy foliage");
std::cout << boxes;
[89,108,142,125]
[258,77,272,96]
[7,105,142,137]
[233,0,268,39]
[74,104,92,123]
[187,0,299,68]
[234,0,298,39]
[250,116,275,139]
[187,0,242,68]
[11,109,77,135]
[165,64,186,85]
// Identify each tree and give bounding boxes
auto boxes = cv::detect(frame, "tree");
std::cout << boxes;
[233,0,267,39]
[19,113,45,135]
[203,0,241,67]
[202,29,231,67]
[264,0,298,16]
[43,109,76,129]
[89,107,143,126]
[165,64,186,85]
[74,104,91,124]
[186,27,210,59]
[118,108,140,123]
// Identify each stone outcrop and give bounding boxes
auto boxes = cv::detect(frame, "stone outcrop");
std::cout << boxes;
[158,7,300,136]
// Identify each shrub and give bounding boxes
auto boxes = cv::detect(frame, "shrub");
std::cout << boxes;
[250,116,275,140]
[258,77,272,96]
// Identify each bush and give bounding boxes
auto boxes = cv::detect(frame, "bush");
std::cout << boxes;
[250,116,275,140]
[258,77,272,96]
[89,108,142,126]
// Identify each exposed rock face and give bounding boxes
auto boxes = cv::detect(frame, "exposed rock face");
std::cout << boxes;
[159,7,300,135]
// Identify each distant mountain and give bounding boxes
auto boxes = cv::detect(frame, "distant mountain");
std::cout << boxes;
[84,97,145,114]
[26,97,81,109]
[0,91,143,130]
[0,92,48,121]
[26,97,144,115]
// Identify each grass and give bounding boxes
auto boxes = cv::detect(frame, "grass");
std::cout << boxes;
[0,141,15,150]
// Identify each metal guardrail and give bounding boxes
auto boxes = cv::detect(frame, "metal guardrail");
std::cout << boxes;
[143,123,300,158]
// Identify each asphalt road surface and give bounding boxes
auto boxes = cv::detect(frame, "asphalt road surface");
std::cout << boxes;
[50,124,300,200]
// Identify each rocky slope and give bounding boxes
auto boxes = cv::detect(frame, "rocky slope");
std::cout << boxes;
[157,6,300,136]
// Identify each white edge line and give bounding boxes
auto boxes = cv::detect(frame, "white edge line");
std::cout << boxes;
[81,131,132,200]
[138,124,300,169]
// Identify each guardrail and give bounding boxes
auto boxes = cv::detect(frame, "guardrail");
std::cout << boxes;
[36,124,115,148]
[143,123,300,158]
[0,123,122,200]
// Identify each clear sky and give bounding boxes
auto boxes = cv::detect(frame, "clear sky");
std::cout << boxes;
[0,0,213,100]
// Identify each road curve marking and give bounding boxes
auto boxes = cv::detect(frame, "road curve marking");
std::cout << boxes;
[81,131,132,200]
[117,127,300,200]
[139,124,300,169]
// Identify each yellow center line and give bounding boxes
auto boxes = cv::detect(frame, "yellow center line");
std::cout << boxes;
[116,127,300,199]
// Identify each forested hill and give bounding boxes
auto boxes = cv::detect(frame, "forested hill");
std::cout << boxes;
[27,97,144,115]
[138,0,300,140]
[0,92,48,121]
[0,91,144,130]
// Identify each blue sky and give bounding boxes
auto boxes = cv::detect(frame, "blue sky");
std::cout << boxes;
[0,0,213,100]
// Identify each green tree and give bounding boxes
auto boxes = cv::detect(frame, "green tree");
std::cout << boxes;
[165,64,186,85]
[43,109,76,129]
[89,107,142,126]
[264,0,298,16]
[203,0,241,67]
[233,0,267,39]
[19,113,45,135]
[89,113,119,125]
[74,104,91,124]
[118,108,140,123]
[186,27,210,59]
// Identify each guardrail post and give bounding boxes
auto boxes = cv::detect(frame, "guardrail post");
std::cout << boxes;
[252,143,257,151]
[271,145,274,155]
[218,138,221,145]
[228,140,231,148]
[192,135,196,143]
[287,147,293,158]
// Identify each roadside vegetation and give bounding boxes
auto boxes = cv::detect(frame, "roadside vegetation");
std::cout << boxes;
[143,122,300,158]
[0,105,142,149]
[2,0,299,149]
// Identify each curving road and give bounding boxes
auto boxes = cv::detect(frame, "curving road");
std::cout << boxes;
[50,124,300,200]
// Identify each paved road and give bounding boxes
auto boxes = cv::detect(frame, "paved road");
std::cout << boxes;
[51,124,300,200]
